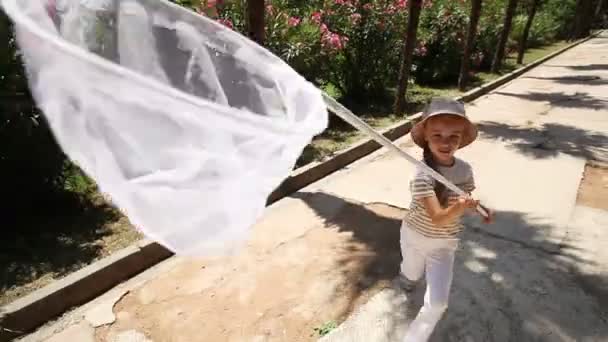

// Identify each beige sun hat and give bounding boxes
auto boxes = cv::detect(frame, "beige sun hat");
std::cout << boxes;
[410,97,478,149]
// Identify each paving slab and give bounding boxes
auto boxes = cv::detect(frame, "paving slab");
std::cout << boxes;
[84,289,129,328]
[44,322,95,342]
[561,205,608,309]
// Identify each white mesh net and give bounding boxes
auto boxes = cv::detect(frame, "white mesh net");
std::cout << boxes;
[3,0,328,255]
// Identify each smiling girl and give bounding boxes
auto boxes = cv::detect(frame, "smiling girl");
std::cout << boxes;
[397,97,493,342]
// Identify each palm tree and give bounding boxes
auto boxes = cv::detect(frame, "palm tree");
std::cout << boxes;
[491,0,518,73]
[458,0,483,91]
[247,0,265,45]
[516,0,540,64]
[394,0,423,114]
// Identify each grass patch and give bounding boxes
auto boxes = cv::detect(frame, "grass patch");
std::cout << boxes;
[313,321,338,337]
[508,40,571,66]
[473,41,570,90]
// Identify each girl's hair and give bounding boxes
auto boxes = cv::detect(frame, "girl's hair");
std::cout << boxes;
[423,142,448,206]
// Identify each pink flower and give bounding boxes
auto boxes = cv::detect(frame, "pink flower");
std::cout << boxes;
[363,3,373,10]
[322,31,347,50]
[217,18,234,29]
[320,23,329,33]
[330,33,342,48]
[206,0,224,8]
[350,13,362,24]
[288,16,301,27]
[395,0,407,9]
[414,44,428,56]
[335,0,356,6]
[311,11,323,24]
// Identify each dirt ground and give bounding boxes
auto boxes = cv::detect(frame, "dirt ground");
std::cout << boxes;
[95,198,406,342]
[576,162,608,209]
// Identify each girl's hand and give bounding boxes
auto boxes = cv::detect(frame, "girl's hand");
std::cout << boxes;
[481,207,494,224]
[421,195,481,226]
[456,195,479,210]
[483,209,494,224]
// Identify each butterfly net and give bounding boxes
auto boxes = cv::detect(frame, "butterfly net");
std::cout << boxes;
[2,0,328,255]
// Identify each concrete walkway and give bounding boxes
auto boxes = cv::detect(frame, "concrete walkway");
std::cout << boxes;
[20,33,608,342]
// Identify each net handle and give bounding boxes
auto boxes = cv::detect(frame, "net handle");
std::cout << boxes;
[322,93,490,219]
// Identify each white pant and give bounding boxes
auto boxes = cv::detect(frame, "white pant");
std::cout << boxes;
[400,223,459,342]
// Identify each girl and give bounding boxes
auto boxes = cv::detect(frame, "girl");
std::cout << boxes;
[397,97,493,342]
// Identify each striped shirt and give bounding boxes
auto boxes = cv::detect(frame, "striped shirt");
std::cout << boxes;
[406,158,476,238]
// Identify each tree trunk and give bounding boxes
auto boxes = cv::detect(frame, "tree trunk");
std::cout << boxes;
[393,0,423,114]
[572,0,593,39]
[247,0,265,45]
[491,0,518,73]
[516,0,539,64]
[596,0,605,17]
[0,12,10,65]
[458,0,483,91]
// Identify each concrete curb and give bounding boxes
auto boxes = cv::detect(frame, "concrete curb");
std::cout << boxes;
[1,32,601,342]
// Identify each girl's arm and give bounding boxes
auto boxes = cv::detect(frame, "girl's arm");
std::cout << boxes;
[420,195,478,226]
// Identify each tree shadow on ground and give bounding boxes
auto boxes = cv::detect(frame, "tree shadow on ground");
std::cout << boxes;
[542,64,608,71]
[495,91,608,110]
[522,75,608,86]
[295,191,608,341]
[478,121,608,161]
[0,194,128,305]
[291,191,403,321]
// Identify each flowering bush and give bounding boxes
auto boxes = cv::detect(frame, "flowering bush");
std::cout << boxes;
[190,0,408,104]
[317,0,407,101]
[172,0,577,104]
[413,1,468,84]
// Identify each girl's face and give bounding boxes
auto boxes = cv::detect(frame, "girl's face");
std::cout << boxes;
[424,115,466,165]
